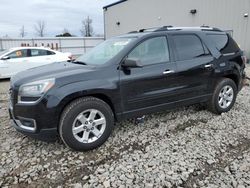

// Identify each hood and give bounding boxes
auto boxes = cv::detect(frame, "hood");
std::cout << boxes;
[11,61,95,87]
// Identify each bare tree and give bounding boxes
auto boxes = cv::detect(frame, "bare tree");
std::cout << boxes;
[80,16,93,37]
[20,25,27,38]
[34,20,46,37]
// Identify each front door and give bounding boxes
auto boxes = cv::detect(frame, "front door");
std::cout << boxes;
[0,49,29,77]
[120,36,178,117]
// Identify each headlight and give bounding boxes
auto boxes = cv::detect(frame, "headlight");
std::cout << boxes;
[18,78,55,103]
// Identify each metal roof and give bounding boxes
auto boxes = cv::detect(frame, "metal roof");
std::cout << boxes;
[103,0,127,9]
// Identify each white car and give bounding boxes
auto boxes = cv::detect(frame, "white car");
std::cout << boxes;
[0,47,72,79]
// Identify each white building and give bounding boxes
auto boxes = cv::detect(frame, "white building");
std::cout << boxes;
[103,0,250,57]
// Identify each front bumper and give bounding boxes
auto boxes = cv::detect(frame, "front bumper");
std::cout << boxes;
[10,119,57,142]
[9,97,59,142]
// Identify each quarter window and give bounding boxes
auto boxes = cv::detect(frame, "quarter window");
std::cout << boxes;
[173,35,208,61]
[208,34,240,54]
[47,50,56,55]
[128,37,170,65]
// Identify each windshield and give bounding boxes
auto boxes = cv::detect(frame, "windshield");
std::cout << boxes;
[0,49,10,57]
[75,37,135,65]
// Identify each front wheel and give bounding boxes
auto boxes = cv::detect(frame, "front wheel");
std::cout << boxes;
[59,97,114,151]
[208,78,237,114]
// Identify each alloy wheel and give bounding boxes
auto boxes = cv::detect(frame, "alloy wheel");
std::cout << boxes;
[218,85,234,109]
[72,109,106,143]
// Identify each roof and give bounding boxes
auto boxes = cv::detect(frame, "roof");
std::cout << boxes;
[103,0,127,9]
[9,46,52,51]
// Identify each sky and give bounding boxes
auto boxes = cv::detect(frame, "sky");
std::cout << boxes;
[0,0,116,38]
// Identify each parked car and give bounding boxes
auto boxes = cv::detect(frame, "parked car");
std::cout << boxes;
[0,47,72,79]
[9,26,246,151]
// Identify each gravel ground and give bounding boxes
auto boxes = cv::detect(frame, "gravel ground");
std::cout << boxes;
[0,80,9,94]
[0,67,250,188]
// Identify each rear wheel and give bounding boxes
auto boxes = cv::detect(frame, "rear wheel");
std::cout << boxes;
[59,97,114,151]
[208,78,237,114]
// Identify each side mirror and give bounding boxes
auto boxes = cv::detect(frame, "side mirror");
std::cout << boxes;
[122,58,143,68]
[1,56,10,60]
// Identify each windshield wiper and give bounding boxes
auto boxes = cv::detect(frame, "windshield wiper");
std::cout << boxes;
[71,61,88,65]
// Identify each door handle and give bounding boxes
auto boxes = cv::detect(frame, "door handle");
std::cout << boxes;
[163,70,175,75]
[204,64,213,68]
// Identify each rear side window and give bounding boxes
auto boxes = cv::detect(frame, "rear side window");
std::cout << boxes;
[31,49,55,57]
[173,35,208,61]
[208,34,240,54]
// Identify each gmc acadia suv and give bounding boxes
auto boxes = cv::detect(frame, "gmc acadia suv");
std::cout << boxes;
[9,26,246,151]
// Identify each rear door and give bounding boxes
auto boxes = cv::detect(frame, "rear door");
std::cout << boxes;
[29,49,56,67]
[120,36,179,116]
[170,33,216,100]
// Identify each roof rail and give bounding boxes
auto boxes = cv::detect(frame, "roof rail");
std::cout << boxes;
[127,26,174,34]
[211,27,222,32]
[127,26,223,34]
[139,27,163,33]
[201,27,222,32]
[201,25,210,28]
[154,25,174,31]
[128,31,138,34]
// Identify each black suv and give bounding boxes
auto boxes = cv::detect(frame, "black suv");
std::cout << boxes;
[9,26,246,151]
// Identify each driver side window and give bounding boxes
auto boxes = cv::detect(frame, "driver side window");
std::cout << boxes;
[128,36,170,66]
[7,50,28,59]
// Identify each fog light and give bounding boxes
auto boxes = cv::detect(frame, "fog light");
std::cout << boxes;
[16,117,37,131]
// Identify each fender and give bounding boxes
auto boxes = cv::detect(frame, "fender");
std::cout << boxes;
[45,79,122,121]
[214,60,242,87]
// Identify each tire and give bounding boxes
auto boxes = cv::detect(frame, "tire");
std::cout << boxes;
[59,97,114,151]
[208,78,237,114]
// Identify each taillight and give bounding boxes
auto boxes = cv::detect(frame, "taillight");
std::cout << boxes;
[241,55,247,65]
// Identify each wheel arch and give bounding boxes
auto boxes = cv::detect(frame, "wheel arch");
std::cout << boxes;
[224,74,239,89]
[58,92,117,124]
[222,61,242,89]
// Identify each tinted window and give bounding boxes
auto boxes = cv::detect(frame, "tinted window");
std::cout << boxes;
[208,34,240,54]
[8,50,28,59]
[38,50,47,56]
[173,35,207,61]
[47,50,55,55]
[128,37,170,65]
[31,49,55,57]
